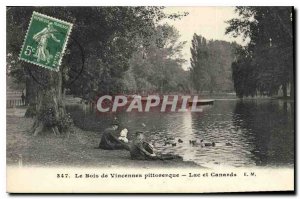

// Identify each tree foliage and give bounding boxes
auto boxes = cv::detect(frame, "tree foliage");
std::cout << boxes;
[123,24,189,94]
[226,6,293,98]
[6,7,187,135]
[190,34,237,93]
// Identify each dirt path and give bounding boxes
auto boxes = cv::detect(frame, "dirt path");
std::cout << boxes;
[7,110,200,168]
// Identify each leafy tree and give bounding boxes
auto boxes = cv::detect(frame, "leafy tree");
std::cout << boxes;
[6,7,186,135]
[124,24,189,94]
[231,46,257,97]
[190,34,237,93]
[190,34,209,92]
[226,6,293,98]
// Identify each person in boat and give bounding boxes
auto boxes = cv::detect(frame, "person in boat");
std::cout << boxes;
[97,121,130,150]
[130,131,182,161]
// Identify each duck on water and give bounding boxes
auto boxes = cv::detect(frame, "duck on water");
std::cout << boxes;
[161,137,232,147]
[189,139,233,147]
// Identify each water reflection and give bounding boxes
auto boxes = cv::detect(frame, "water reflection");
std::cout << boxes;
[67,99,294,168]
[233,100,294,167]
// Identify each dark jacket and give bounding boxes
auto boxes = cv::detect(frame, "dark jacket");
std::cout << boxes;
[130,141,157,160]
[98,127,129,150]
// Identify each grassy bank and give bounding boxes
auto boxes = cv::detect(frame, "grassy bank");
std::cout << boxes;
[6,110,200,168]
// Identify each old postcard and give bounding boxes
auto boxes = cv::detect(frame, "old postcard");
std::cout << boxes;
[6,6,294,193]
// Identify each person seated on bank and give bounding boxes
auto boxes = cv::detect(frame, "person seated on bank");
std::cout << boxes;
[130,131,157,160]
[97,121,130,150]
[130,131,182,161]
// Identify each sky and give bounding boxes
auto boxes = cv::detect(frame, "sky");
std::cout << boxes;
[162,7,248,70]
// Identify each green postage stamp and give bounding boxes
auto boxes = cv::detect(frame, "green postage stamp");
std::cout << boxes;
[19,12,73,71]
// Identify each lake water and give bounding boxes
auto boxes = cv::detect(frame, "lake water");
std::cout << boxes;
[67,99,294,168]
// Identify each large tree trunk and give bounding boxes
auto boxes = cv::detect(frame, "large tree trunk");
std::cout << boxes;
[24,75,38,117]
[31,70,70,136]
[290,82,294,99]
[282,83,287,98]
